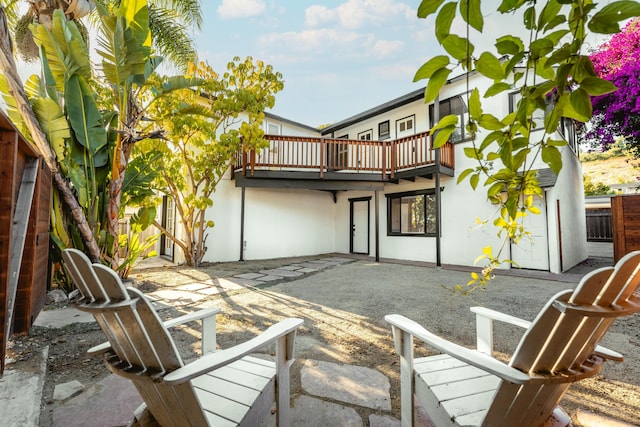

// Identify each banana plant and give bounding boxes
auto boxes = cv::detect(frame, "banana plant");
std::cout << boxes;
[0,0,206,275]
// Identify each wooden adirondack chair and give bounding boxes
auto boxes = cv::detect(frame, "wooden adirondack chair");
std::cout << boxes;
[62,248,303,427]
[386,250,640,427]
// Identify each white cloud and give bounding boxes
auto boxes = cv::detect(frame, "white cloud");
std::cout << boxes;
[373,40,404,58]
[260,29,364,54]
[218,0,266,19]
[305,0,414,30]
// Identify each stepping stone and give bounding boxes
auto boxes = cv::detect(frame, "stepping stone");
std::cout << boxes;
[255,275,282,282]
[278,265,303,271]
[370,414,400,427]
[148,289,207,305]
[297,262,330,269]
[53,375,142,427]
[291,395,363,427]
[53,380,84,402]
[322,257,353,263]
[259,269,304,278]
[224,277,264,287]
[234,272,266,280]
[176,283,209,292]
[301,360,392,411]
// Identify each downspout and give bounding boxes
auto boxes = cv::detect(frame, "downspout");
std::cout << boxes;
[240,185,246,261]
[434,96,442,267]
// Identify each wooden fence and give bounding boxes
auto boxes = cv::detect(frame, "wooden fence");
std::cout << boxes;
[612,195,640,261]
[585,208,613,242]
[0,113,50,377]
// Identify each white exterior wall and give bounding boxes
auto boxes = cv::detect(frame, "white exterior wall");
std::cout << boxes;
[545,147,588,272]
[204,180,337,262]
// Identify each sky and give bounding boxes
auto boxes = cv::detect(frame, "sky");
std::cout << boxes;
[191,0,611,129]
[192,0,443,128]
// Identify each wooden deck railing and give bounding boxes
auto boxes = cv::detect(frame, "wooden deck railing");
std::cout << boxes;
[234,131,454,179]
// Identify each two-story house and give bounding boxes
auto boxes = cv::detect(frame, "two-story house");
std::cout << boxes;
[160,70,587,274]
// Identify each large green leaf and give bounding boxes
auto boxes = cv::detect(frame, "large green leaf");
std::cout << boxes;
[580,77,618,96]
[32,97,71,164]
[418,0,447,18]
[568,89,592,122]
[425,67,452,103]
[65,75,108,159]
[414,55,450,82]
[442,34,474,61]
[537,0,561,30]
[468,88,482,119]
[460,0,483,31]
[485,82,512,97]
[589,1,640,33]
[495,35,524,55]
[475,52,504,80]
[541,145,562,174]
[436,2,457,43]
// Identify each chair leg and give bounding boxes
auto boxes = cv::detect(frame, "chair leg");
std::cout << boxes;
[275,333,294,427]
[395,328,415,427]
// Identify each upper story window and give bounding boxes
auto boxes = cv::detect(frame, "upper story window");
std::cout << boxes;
[396,115,415,136]
[358,129,373,140]
[429,96,468,143]
[386,189,436,236]
[379,120,390,140]
[267,122,281,135]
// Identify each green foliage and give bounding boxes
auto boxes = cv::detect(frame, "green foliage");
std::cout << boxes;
[583,175,613,196]
[117,206,160,279]
[416,0,640,291]
[141,59,284,267]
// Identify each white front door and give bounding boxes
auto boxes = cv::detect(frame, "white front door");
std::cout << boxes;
[511,195,550,270]
[351,198,369,254]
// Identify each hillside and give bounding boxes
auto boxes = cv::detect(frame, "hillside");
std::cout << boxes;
[581,149,640,188]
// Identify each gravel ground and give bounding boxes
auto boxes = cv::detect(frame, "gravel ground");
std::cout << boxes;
[8,255,640,426]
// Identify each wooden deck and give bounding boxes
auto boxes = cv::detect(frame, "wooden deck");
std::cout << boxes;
[233,132,454,187]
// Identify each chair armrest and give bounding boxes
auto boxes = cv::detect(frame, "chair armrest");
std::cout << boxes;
[87,307,222,356]
[471,306,532,355]
[164,307,221,354]
[163,307,221,328]
[164,317,304,384]
[385,314,530,384]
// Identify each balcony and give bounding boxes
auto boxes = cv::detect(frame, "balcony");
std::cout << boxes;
[233,131,454,191]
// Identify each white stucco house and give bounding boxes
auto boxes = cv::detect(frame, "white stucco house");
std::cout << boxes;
[159,70,587,274]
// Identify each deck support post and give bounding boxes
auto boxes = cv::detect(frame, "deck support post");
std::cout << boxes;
[240,185,246,261]
[375,190,380,262]
[434,95,442,267]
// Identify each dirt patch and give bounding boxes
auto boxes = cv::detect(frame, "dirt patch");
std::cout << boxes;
[8,256,640,426]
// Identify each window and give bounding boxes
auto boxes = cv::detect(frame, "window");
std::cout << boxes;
[379,120,390,139]
[267,122,281,135]
[396,115,415,135]
[508,91,546,132]
[429,96,468,143]
[358,129,373,140]
[386,189,436,236]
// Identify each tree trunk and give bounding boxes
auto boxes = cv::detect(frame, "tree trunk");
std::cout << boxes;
[0,6,101,261]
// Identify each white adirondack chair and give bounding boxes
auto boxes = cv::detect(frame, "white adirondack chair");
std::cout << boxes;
[62,248,303,427]
[386,250,640,427]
